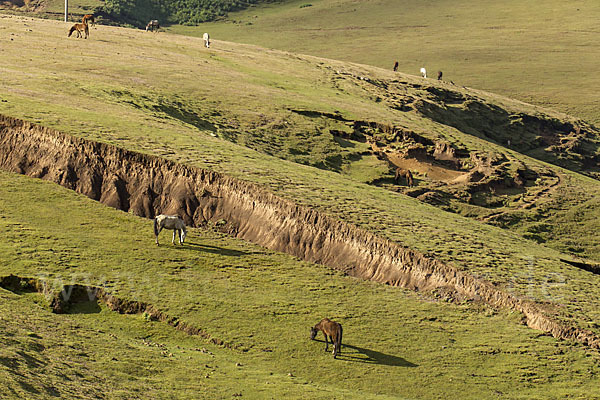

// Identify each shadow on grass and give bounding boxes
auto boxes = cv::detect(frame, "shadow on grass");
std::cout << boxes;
[67,300,102,314]
[313,339,417,367]
[183,242,249,257]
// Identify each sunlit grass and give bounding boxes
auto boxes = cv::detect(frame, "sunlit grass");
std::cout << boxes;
[1,170,600,399]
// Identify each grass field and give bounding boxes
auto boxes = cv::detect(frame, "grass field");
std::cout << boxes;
[172,0,600,125]
[1,8,600,398]
[1,14,600,331]
[2,170,600,399]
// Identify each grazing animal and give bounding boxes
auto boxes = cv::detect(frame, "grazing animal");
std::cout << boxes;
[154,214,187,245]
[203,32,210,48]
[68,21,89,39]
[82,14,95,27]
[393,61,399,72]
[420,67,427,78]
[310,318,343,359]
[146,20,160,32]
[395,168,414,187]
[437,70,443,80]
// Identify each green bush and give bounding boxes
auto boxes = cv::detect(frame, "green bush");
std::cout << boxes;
[101,0,274,27]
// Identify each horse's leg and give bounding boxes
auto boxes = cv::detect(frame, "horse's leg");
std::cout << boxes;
[155,225,162,245]
[324,333,329,352]
[332,334,339,357]
[172,229,176,245]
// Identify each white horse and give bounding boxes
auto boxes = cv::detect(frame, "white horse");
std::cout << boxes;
[146,20,160,32]
[203,32,210,48]
[420,67,427,78]
[154,214,187,245]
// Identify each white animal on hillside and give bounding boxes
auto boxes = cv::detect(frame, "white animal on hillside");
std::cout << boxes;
[203,32,210,48]
[420,67,427,78]
[146,20,160,32]
[154,214,187,245]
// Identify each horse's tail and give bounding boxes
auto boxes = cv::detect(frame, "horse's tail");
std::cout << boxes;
[153,217,159,237]
[84,24,89,37]
[407,170,414,187]
[68,25,76,37]
[338,324,343,354]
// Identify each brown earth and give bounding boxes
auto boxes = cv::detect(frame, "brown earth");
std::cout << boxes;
[1,113,599,349]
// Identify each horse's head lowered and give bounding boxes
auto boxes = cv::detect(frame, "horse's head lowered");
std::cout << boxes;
[310,327,318,340]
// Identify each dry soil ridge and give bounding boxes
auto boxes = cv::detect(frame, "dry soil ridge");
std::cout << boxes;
[1,114,598,349]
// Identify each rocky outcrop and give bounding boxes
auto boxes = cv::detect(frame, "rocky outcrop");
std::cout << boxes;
[1,114,599,349]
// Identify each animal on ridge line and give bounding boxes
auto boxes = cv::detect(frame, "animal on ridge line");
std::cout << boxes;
[310,318,343,359]
[68,20,89,39]
[395,167,414,187]
[146,20,160,32]
[154,214,187,245]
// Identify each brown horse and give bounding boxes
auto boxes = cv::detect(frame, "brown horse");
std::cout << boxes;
[395,167,414,187]
[82,14,95,27]
[310,318,343,358]
[68,21,88,39]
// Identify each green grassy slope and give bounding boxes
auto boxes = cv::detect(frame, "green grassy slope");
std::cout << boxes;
[2,170,600,399]
[1,15,600,334]
[175,0,600,125]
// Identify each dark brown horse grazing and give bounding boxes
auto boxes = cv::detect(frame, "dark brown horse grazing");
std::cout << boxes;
[82,14,95,27]
[310,318,343,359]
[68,21,88,39]
[395,167,414,187]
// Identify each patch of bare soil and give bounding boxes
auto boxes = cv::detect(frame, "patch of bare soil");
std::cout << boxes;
[1,114,599,350]
[386,153,465,183]
[352,122,559,217]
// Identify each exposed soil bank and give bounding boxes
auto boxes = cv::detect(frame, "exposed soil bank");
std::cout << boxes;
[1,114,599,349]
[0,274,235,348]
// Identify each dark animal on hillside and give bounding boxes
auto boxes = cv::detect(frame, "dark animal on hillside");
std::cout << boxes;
[146,20,160,32]
[82,14,95,27]
[68,21,89,39]
[437,70,443,80]
[310,318,343,359]
[154,214,187,245]
[393,61,399,72]
[395,168,414,187]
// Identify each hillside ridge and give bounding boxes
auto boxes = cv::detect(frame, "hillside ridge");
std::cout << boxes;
[1,113,600,350]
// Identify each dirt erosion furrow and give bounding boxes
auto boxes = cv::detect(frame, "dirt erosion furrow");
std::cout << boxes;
[0,275,236,348]
[0,114,599,349]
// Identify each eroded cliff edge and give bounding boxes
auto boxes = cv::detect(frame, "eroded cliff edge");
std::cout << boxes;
[0,114,598,349]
